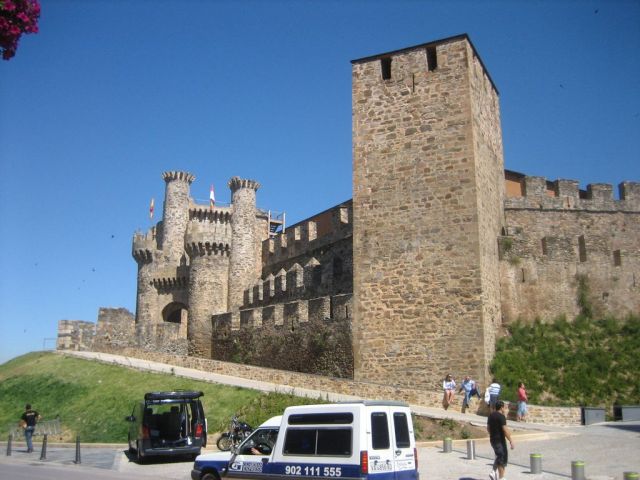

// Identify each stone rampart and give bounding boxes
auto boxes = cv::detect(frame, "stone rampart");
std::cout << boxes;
[56,320,95,351]
[500,176,640,322]
[92,307,135,349]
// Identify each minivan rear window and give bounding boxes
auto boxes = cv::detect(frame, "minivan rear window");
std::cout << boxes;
[288,413,353,425]
[371,412,390,450]
[284,428,352,456]
[393,412,410,448]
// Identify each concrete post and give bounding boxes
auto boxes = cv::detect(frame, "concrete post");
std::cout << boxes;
[39,434,48,460]
[6,434,11,456]
[571,460,585,480]
[530,453,542,474]
[443,437,452,453]
[466,440,475,459]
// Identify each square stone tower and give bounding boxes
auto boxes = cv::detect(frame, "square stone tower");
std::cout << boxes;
[352,35,505,389]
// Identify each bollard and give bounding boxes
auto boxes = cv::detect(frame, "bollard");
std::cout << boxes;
[530,453,542,474]
[39,434,48,461]
[6,434,12,456]
[466,440,475,459]
[74,436,81,464]
[571,460,585,480]
[443,437,452,453]
[623,473,639,480]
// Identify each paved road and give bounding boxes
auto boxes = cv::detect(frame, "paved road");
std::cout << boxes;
[2,422,639,480]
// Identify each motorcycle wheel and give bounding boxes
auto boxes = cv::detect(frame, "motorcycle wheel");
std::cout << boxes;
[216,433,232,451]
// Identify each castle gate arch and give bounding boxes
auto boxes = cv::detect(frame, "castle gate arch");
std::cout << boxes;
[162,302,188,324]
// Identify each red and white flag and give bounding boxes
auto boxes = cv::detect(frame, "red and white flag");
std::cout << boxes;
[149,197,155,219]
[209,185,215,209]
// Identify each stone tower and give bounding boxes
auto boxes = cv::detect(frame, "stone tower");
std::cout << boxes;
[351,35,505,389]
[160,171,195,264]
[228,177,261,311]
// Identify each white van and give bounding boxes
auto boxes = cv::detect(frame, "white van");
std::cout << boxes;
[191,401,419,480]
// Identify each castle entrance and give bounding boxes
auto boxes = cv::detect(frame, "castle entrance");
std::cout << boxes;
[162,302,188,324]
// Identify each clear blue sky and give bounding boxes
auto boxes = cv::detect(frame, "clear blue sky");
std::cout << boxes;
[1,0,639,364]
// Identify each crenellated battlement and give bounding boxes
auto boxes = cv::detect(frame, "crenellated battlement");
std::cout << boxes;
[263,202,352,265]
[213,293,352,333]
[188,203,232,222]
[151,266,189,289]
[505,172,640,212]
[184,240,230,258]
[132,229,157,264]
[162,171,195,184]
[228,176,260,192]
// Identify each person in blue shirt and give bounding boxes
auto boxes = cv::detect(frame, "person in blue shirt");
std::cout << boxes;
[459,376,482,411]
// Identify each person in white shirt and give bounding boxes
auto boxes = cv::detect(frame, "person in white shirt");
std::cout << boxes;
[442,374,456,410]
[488,379,502,412]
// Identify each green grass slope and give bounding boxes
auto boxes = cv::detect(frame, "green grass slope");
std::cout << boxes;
[0,352,322,443]
[491,314,640,408]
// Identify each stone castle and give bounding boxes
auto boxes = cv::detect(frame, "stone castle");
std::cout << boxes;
[58,34,639,391]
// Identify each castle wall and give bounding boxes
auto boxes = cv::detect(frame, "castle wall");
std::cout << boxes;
[56,320,95,351]
[211,293,353,377]
[468,41,505,381]
[500,179,640,322]
[93,307,135,349]
[351,35,501,389]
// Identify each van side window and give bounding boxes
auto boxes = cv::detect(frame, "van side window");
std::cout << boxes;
[284,428,352,456]
[393,412,410,448]
[371,412,390,449]
[288,413,353,424]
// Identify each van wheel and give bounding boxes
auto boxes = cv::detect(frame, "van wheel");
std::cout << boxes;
[202,474,217,480]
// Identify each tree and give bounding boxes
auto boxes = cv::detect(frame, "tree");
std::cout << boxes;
[0,0,40,60]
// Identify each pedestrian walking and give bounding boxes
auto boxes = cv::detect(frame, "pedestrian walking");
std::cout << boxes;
[20,404,41,453]
[487,400,514,480]
[516,382,528,421]
[488,379,501,412]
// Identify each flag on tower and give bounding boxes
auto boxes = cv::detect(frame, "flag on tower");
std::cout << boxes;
[210,185,215,209]
[149,197,155,219]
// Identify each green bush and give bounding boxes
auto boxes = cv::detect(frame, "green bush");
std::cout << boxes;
[491,314,640,408]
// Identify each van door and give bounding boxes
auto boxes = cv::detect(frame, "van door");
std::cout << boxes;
[368,410,395,476]
[390,410,416,480]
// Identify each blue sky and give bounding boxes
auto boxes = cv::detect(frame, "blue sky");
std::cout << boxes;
[1,0,639,364]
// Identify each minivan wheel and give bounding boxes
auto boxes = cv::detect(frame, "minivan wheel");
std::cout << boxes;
[202,474,217,480]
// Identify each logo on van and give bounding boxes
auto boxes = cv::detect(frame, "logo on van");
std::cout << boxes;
[370,460,392,472]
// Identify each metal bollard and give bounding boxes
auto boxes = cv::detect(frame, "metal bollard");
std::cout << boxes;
[530,453,542,474]
[74,436,81,464]
[571,460,585,480]
[39,434,48,461]
[623,473,639,480]
[443,437,452,453]
[6,434,12,456]
[466,440,475,459]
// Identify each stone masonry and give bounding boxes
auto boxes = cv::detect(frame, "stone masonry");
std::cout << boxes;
[58,34,639,405]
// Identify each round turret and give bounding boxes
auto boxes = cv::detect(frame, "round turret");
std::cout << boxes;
[160,171,195,264]
[228,177,260,310]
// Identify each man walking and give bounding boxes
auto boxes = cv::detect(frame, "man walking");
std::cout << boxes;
[20,404,41,453]
[487,400,514,480]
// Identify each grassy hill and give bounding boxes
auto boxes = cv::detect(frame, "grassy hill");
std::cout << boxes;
[0,352,322,443]
[491,314,640,408]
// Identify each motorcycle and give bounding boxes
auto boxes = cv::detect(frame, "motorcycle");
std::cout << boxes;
[216,415,252,451]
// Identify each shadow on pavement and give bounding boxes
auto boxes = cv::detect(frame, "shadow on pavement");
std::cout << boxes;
[122,449,195,465]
